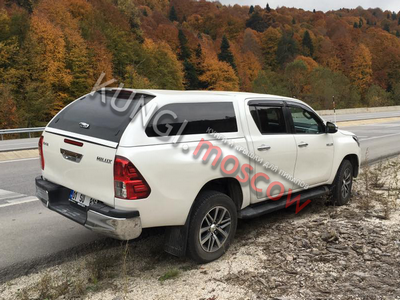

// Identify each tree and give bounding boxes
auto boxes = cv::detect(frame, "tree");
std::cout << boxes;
[313,9,316,13]
[178,29,190,61]
[169,6,178,22]
[218,35,236,71]
[396,30,400,38]
[262,27,281,69]
[392,12,397,20]
[199,58,239,91]
[0,84,19,128]
[383,23,390,32]
[353,22,358,29]
[398,17,400,25]
[365,85,391,107]
[246,11,270,32]
[183,59,199,90]
[266,3,271,12]
[305,67,361,109]
[285,59,308,98]
[349,44,372,94]
[124,65,157,89]
[249,5,254,14]
[359,18,363,28]
[252,70,290,96]
[276,32,298,67]
[302,30,314,57]
[292,18,296,25]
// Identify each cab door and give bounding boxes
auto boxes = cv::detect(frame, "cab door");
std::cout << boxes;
[286,104,334,189]
[245,100,297,203]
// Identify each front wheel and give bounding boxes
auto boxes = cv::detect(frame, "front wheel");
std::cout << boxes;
[331,160,353,206]
[187,191,237,263]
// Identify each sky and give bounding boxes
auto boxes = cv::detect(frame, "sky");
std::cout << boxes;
[218,0,400,12]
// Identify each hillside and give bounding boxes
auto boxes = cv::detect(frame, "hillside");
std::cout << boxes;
[1,0,400,127]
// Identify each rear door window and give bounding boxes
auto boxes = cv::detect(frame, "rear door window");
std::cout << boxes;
[146,102,238,137]
[48,90,154,142]
[249,106,288,134]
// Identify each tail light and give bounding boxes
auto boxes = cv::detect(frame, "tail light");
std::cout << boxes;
[38,136,45,170]
[114,156,151,200]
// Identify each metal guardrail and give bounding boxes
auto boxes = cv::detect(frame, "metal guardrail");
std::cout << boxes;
[0,127,45,140]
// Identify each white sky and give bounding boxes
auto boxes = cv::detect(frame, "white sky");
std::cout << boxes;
[219,0,400,12]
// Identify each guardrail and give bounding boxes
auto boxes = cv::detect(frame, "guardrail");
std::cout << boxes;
[0,127,45,140]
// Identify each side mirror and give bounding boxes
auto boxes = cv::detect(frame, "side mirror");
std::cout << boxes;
[326,121,338,134]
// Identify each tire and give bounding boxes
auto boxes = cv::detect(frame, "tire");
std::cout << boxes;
[331,160,353,206]
[187,191,237,263]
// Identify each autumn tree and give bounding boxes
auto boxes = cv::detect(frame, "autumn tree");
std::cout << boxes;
[199,58,239,91]
[218,35,236,71]
[349,44,372,94]
[261,27,281,69]
[0,85,19,128]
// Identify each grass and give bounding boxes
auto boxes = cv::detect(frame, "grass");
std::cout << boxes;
[158,269,180,282]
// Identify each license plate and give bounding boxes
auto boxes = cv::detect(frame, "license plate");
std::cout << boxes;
[69,190,97,207]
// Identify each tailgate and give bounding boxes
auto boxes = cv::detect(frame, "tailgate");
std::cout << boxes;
[42,130,117,207]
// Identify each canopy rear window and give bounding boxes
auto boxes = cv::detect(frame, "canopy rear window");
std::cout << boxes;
[48,90,154,142]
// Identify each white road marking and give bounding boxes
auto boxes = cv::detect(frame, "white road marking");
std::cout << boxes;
[0,188,39,208]
[0,157,39,164]
[360,132,400,141]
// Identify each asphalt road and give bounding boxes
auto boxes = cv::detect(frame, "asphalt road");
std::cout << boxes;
[1,114,400,282]
[323,110,400,122]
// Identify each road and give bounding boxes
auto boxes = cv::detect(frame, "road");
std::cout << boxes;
[322,110,400,122]
[1,114,400,283]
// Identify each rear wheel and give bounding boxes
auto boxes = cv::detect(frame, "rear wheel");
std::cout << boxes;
[187,191,237,263]
[332,160,353,205]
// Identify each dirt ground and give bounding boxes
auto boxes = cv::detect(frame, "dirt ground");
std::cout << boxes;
[1,158,399,300]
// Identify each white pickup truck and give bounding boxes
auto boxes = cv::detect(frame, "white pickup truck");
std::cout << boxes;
[36,89,361,262]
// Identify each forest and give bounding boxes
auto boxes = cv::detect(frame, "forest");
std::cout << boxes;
[1,0,400,128]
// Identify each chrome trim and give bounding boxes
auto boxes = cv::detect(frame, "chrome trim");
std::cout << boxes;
[85,210,142,240]
[60,148,83,163]
[257,144,271,151]
[298,142,309,148]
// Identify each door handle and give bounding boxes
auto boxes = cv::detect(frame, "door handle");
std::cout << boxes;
[257,144,271,151]
[298,142,308,148]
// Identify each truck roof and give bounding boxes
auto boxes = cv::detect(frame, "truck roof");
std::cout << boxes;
[103,89,307,106]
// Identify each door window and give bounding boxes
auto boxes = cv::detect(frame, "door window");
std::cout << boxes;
[249,106,287,134]
[289,106,324,134]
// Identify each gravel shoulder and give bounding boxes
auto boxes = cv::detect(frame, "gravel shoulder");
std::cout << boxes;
[1,158,400,300]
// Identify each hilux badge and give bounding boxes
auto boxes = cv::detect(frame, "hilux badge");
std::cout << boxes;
[79,122,90,129]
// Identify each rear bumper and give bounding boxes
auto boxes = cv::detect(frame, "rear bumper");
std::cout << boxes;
[35,176,142,240]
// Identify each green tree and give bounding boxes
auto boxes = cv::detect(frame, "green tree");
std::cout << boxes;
[292,17,296,25]
[249,5,255,14]
[285,59,308,98]
[169,6,178,22]
[304,67,361,109]
[252,70,290,96]
[245,11,269,32]
[183,59,199,90]
[218,35,236,71]
[353,22,358,28]
[383,23,390,32]
[365,85,391,107]
[266,3,271,12]
[302,30,314,56]
[276,32,298,67]
[178,29,190,61]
